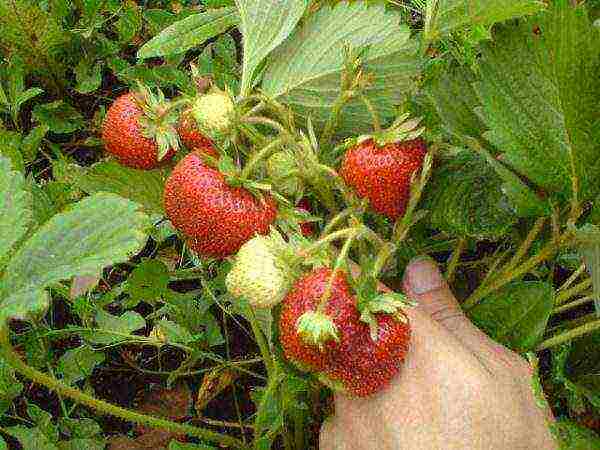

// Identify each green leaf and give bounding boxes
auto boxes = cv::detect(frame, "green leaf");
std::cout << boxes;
[468,281,554,352]
[5,426,58,450]
[0,193,150,315]
[86,310,146,345]
[0,357,23,416]
[0,130,24,173]
[564,330,600,408]
[237,0,307,94]
[74,59,102,94]
[572,224,600,315]
[423,0,544,41]
[59,418,102,439]
[27,404,58,442]
[0,436,6,450]
[425,150,516,239]
[261,2,420,135]
[0,289,50,325]
[115,0,142,43]
[0,154,32,264]
[473,142,551,218]
[76,161,166,214]
[22,125,49,163]
[155,319,194,345]
[474,3,600,201]
[552,420,600,449]
[125,258,170,306]
[57,345,105,385]
[427,64,485,139]
[32,101,84,134]
[138,7,239,59]
[14,87,44,114]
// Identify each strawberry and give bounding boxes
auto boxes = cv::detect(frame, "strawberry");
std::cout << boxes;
[296,198,315,237]
[179,87,234,145]
[341,137,426,219]
[102,88,179,170]
[279,268,358,372]
[176,108,218,157]
[163,151,277,258]
[226,232,298,309]
[322,313,410,397]
[279,268,411,396]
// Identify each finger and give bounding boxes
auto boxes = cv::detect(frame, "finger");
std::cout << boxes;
[402,256,494,349]
[319,416,346,450]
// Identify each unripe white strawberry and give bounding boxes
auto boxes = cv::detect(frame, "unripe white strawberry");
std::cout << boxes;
[190,87,234,140]
[226,233,293,309]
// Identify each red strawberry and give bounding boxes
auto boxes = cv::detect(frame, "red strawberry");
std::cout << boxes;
[340,138,426,219]
[323,313,410,397]
[176,108,218,158]
[163,151,277,258]
[102,90,179,170]
[296,198,315,237]
[279,268,411,397]
[279,268,359,371]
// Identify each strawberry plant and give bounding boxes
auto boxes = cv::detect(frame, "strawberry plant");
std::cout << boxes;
[0,0,599,449]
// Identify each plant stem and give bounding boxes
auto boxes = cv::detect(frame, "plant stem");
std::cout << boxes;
[242,116,288,136]
[554,278,592,306]
[246,308,274,378]
[464,239,560,310]
[358,94,381,133]
[446,238,466,284]
[303,227,361,256]
[536,318,600,351]
[552,296,593,315]
[504,217,547,272]
[557,263,586,292]
[0,328,248,450]
[321,207,358,237]
[294,409,305,450]
[239,137,285,180]
[317,231,358,312]
[319,91,351,149]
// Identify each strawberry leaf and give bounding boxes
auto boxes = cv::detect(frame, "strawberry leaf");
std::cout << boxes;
[137,7,239,59]
[76,161,167,215]
[474,1,600,202]
[0,193,150,326]
[0,155,32,265]
[423,0,545,42]
[237,0,307,95]
[468,281,554,352]
[424,149,516,239]
[260,2,420,135]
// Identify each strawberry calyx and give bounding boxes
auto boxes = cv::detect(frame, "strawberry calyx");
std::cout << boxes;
[355,112,425,148]
[133,83,182,161]
[358,292,415,341]
[296,310,339,350]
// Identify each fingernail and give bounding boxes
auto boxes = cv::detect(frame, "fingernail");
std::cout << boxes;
[405,256,444,295]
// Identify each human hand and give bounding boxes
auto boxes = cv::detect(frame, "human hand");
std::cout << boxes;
[320,257,557,450]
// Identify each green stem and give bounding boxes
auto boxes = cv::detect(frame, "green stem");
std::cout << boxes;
[317,231,359,312]
[319,92,351,149]
[504,217,546,273]
[247,308,274,378]
[304,227,361,257]
[552,296,593,315]
[554,278,592,306]
[358,94,381,133]
[371,242,397,280]
[464,239,560,310]
[320,207,357,238]
[242,116,288,136]
[557,263,586,292]
[0,328,248,450]
[294,409,305,450]
[239,137,285,180]
[446,238,466,284]
[536,318,600,351]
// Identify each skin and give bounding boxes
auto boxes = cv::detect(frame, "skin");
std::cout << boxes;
[320,257,558,450]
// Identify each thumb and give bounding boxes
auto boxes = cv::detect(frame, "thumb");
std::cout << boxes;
[402,256,483,342]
